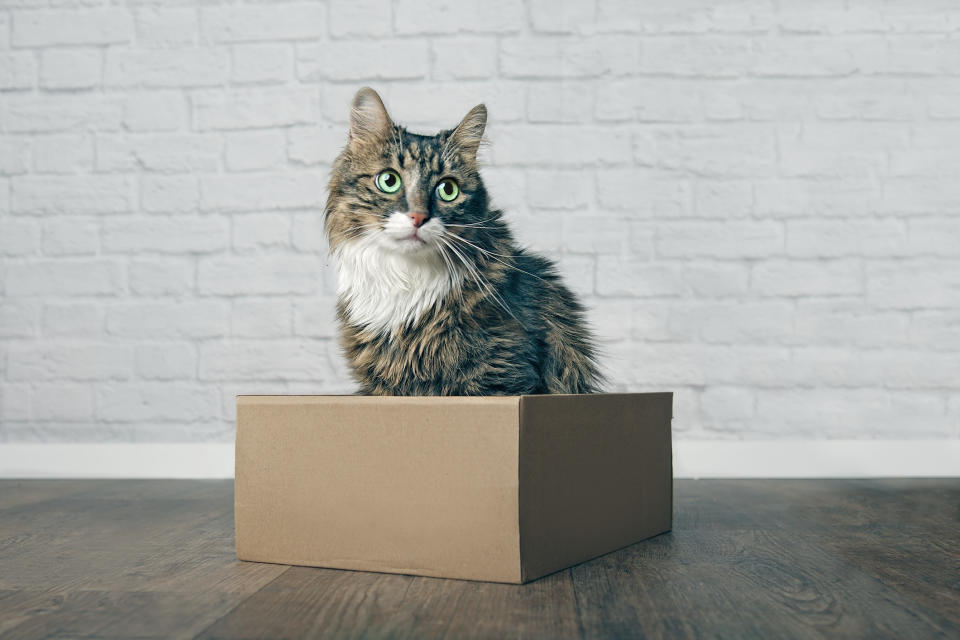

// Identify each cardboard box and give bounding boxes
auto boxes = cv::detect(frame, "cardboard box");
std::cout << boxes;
[235,393,673,584]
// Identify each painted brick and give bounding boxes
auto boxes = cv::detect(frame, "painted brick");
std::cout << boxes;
[0,0,958,446]
[97,134,222,173]
[290,213,327,253]
[299,40,428,82]
[786,219,907,258]
[594,170,691,216]
[32,134,93,174]
[106,301,230,339]
[293,298,338,338]
[529,0,597,34]
[7,344,133,381]
[329,0,392,37]
[0,52,36,90]
[11,175,134,215]
[135,344,197,380]
[754,389,949,437]
[128,260,194,297]
[0,219,40,257]
[104,48,229,88]
[200,172,323,212]
[232,213,292,251]
[526,169,592,209]
[40,48,101,89]
[596,258,684,297]
[225,130,286,172]
[700,387,755,422]
[395,0,524,35]
[232,300,293,337]
[656,221,783,259]
[0,139,32,176]
[493,125,632,165]
[32,384,94,422]
[42,303,105,338]
[12,9,132,47]
[231,43,293,85]
[793,300,909,348]
[501,36,638,78]
[202,4,325,42]
[2,95,123,133]
[5,261,122,297]
[752,259,862,297]
[683,263,749,298]
[867,260,960,309]
[431,38,498,81]
[96,383,219,422]
[1,384,32,422]
[42,218,99,256]
[199,339,331,381]
[122,92,184,132]
[193,89,318,130]
[527,82,594,123]
[140,176,200,213]
[287,124,345,166]
[102,217,228,254]
[0,300,38,338]
[135,8,198,47]
[197,256,319,295]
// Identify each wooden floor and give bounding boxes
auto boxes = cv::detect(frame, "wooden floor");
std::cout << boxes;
[0,479,956,639]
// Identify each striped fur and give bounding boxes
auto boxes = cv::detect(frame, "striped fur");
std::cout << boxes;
[324,88,602,395]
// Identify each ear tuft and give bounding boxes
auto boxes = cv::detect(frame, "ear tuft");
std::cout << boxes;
[447,104,487,159]
[349,87,392,143]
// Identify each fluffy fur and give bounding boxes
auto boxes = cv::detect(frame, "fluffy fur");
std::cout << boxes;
[325,87,601,395]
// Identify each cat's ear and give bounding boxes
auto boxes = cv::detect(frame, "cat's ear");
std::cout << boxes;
[447,104,487,160]
[349,87,393,144]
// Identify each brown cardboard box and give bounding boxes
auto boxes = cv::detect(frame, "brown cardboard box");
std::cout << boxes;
[235,393,673,584]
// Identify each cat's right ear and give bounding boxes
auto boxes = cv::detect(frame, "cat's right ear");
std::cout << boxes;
[349,87,393,145]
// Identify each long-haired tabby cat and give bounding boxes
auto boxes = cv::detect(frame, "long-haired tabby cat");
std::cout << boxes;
[324,87,601,395]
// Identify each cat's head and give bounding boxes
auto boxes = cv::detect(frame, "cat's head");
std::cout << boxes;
[325,88,491,257]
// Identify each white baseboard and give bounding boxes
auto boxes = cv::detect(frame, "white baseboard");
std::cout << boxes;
[672,440,960,479]
[0,444,236,479]
[0,440,957,479]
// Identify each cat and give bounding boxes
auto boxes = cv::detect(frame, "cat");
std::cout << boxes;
[324,87,601,396]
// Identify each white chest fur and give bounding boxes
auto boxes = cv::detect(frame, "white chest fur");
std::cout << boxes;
[334,235,458,334]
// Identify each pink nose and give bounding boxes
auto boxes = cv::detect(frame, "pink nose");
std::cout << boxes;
[409,212,429,228]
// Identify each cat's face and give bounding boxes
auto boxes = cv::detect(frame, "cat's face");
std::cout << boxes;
[325,88,489,257]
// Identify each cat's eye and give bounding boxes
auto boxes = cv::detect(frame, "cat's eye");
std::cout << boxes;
[375,170,402,194]
[436,178,459,202]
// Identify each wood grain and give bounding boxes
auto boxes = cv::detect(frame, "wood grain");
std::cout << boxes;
[0,479,956,639]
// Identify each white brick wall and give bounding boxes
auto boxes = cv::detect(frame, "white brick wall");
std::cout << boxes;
[1,0,958,444]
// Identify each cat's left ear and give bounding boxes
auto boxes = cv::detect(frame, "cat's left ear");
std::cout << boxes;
[349,87,393,145]
[447,104,487,160]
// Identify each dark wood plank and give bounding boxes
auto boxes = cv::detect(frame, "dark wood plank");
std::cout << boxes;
[0,589,248,640]
[198,564,581,640]
[0,479,957,640]
[0,481,285,594]
[572,528,958,639]
[0,479,110,510]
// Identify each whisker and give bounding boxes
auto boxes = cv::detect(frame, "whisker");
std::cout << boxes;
[443,232,548,283]
[434,241,465,304]
[438,236,522,326]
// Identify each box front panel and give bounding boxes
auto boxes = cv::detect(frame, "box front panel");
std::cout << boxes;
[236,396,522,583]
[518,393,673,582]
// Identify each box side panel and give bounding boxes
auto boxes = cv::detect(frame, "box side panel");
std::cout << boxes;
[235,396,522,583]
[518,393,673,582]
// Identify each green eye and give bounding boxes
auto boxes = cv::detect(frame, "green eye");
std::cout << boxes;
[436,178,459,202]
[376,170,402,194]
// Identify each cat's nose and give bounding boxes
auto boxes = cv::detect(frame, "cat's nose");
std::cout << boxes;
[408,212,429,228]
